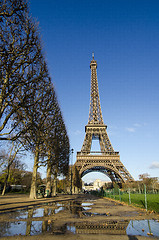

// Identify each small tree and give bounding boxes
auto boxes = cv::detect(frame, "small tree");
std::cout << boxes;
[72,165,82,191]
[139,173,159,192]
[0,142,22,195]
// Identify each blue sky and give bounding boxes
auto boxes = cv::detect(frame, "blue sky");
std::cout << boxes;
[28,0,159,182]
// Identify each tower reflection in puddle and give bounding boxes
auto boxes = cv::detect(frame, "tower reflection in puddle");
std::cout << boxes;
[1,219,159,237]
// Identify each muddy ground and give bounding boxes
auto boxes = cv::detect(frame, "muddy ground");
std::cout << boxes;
[0,194,159,240]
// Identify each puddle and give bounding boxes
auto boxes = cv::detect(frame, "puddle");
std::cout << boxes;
[67,225,76,234]
[0,221,43,237]
[13,209,28,220]
[81,203,94,207]
[33,208,44,218]
[67,220,129,234]
[0,199,159,238]
[55,206,65,214]
[83,207,92,211]
[0,219,159,237]
[82,212,108,216]
[81,202,93,211]
[127,220,159,237]
[56,203,63,207]
[0,209,29,220]
[0,221,26,237]
[16,210,28,219]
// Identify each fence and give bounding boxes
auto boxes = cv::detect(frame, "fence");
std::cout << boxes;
[93,185,159,213]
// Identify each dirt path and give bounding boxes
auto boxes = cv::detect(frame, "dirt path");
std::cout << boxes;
[0,194,78,213]
[0,194,159,240]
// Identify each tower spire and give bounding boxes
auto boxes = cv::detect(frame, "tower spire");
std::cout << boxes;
[88,56,104,124]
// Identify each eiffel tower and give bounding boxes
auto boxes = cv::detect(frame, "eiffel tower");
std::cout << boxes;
[75,54,134,185]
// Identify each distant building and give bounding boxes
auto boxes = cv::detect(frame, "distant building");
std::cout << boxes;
[82,179,110,191]
[10,185,26,191]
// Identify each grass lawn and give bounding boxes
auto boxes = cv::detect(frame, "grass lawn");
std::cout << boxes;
[105,193,159,213]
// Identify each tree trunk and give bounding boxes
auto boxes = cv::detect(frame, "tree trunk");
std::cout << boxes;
[138,183,141,194]
[52,172,57,196]
[29,145,39,199]
[26,209,33,235]
[2,165,10,196]
[45,160,51,197]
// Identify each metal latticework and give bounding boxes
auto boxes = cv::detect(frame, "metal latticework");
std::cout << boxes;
[75,220,129,234]
[75,55,134,184]
[88,57,103,124]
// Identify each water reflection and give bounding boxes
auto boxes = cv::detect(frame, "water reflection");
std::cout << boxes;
[33,208,44,218]
[81,203,94,207]
[127,220,159,237]
[82,211,108,217]
[55,206,64,214]
[73,220,129,234]
[0,221,26,237]
[0,220,128,236]
[1,219,159,237]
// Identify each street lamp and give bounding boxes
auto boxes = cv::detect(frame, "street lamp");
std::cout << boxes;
[70,148,74,195]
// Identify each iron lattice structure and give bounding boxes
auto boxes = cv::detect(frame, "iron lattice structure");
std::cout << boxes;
[75,55,134,184]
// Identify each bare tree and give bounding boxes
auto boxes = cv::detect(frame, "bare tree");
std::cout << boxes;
[0,141,22,195]
[0,0,43,141]
[17,79,67,198]
[45,106,70,196]
[26,81,56,198]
